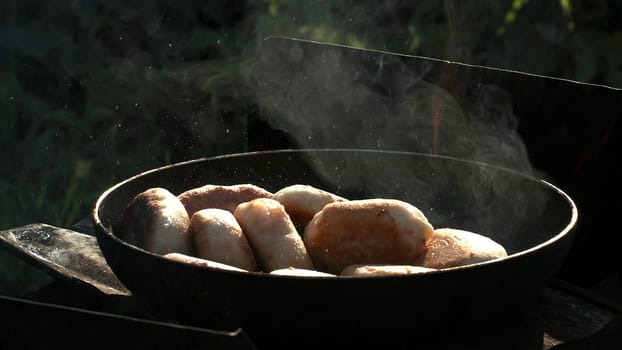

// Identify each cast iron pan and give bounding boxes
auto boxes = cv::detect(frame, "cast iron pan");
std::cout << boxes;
[93,149,577,348]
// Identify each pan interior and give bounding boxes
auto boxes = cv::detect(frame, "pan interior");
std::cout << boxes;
[96,149,575,257]
[92,149,578,345]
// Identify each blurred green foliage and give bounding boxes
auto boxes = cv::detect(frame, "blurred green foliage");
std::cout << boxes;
[0,0,620,230]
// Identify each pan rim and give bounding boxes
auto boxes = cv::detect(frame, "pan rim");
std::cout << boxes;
[92,148,578,279]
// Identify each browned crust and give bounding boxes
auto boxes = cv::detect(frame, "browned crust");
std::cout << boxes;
[271,184,347,231]
[340,264,436,276]
[413,228,508,269]
[303,199,433,274]
[117,188,191,255]
[234,198,315,271]
[189,208,258,271]
[177,184,273,218]
[269,267,336,277]
[163,253,248,272]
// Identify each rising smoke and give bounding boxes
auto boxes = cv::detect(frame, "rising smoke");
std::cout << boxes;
[249,37,549,245]
[251,37,535,174]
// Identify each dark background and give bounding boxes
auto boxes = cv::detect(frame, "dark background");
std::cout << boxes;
[1,1,620,295]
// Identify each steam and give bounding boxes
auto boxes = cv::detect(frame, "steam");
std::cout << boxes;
[250,38,548,244]
[252,39,534,174]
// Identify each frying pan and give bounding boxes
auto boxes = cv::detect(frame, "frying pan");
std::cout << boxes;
[93,149,577,348]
